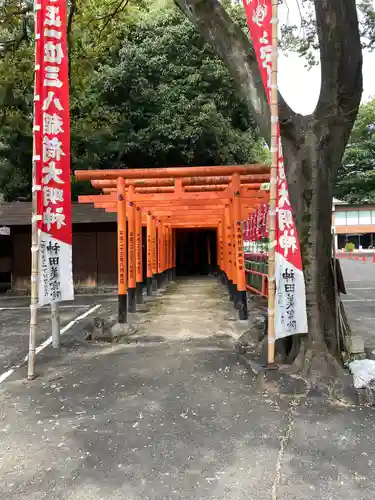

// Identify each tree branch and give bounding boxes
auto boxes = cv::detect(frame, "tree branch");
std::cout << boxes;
[67,0,77,35]
[98,0,130,36]
[67,0,77,86]
[174,0,295,143]
[314,0,363,125]
[1,4,33,22]
[0,16,29,55]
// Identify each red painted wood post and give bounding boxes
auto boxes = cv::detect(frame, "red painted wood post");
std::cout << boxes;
[117,177,128,322]
[127,185,136,312]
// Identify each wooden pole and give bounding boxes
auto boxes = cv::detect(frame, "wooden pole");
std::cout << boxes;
[232,173,248,319]
[267,0,279,365]
[164,226,169,274]
[127,185,136,312]
[164,225,169,279]
[157,221,164,286]
[135,206,143,304]
[218,221,224,275]
[117,177,127,322]
[172,228,176,277]
[229,199,237,291]
[28,2,41,379]
[167,226,172,277]
[224,205,234,299]
[146,212,153,296]
[151,216,157,289]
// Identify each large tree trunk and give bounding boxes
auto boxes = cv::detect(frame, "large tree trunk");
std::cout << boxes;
[175,0,363,369]
[282,119,346,357]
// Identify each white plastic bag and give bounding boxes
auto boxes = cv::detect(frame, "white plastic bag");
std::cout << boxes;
[349,359,375,389]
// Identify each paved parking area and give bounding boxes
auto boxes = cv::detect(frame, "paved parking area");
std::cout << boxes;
[0,256,374,379]
[340,255,375,351]
[0,279,374,500]
[1,257,375,380]
[0,294,114,377]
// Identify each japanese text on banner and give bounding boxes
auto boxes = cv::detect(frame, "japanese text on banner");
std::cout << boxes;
[242,0,307,337]
[36,0,73,305]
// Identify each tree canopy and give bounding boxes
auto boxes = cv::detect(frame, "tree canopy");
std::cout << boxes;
[334,98,375,204]
[0,0,267,201]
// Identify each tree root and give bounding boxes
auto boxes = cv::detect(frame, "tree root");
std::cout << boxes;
[284,341,355,403]
[236,322,358,404]
[262,338,357,404]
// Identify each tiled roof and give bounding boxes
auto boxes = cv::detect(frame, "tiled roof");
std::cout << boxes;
[0,202,116,226]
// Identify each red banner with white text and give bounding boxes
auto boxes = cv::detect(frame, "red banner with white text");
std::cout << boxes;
[242,0,307,337]
[34,0,74,306]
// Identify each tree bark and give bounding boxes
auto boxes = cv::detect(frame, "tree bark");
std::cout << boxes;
[175,0,363,360]
[282,118,342,355]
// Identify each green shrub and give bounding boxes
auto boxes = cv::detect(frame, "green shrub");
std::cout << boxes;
[345,241,356,252]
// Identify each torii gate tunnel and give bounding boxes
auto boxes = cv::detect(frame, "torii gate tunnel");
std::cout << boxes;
[76,164,270,324]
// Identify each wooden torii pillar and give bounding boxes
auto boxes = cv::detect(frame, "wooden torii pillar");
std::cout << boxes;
[117,177,127,322]
[146,212,153,296]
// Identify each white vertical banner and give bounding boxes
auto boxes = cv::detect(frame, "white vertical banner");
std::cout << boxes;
[242,0,308,337]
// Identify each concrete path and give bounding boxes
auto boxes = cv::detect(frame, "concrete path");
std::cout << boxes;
[0,278,375,499]
[135,277,241,341]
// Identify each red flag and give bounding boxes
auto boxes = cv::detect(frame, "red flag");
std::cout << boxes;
[35,0,73,305]
[242,0,307,336]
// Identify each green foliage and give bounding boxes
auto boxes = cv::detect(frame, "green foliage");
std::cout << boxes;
[0,1,267,201]
[72,7,267,172]
[334,98,375,203]
[345,241,356,252]
[0,44,34,201]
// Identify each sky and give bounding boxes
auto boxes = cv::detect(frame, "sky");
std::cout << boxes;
[277,1,374,115]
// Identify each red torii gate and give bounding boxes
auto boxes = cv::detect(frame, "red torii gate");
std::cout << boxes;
[76,164,270,325]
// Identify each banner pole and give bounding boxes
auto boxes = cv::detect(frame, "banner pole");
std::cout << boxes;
[51,302,61,348]
[28,155,39,380]
[267,0,279,366]
[27,2,42,380]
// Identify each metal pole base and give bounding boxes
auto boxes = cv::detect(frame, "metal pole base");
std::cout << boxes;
[163,271,168,287]
[118,293,128,323]
[128,288,137,313]
[157,274,163,289]
[146,277,153,296]
[238,290,248,320]
[51,301,60,348]
[262,363,278,370]
[152,275,158,291]
[228,279,234,301]
[136,283,144,304]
